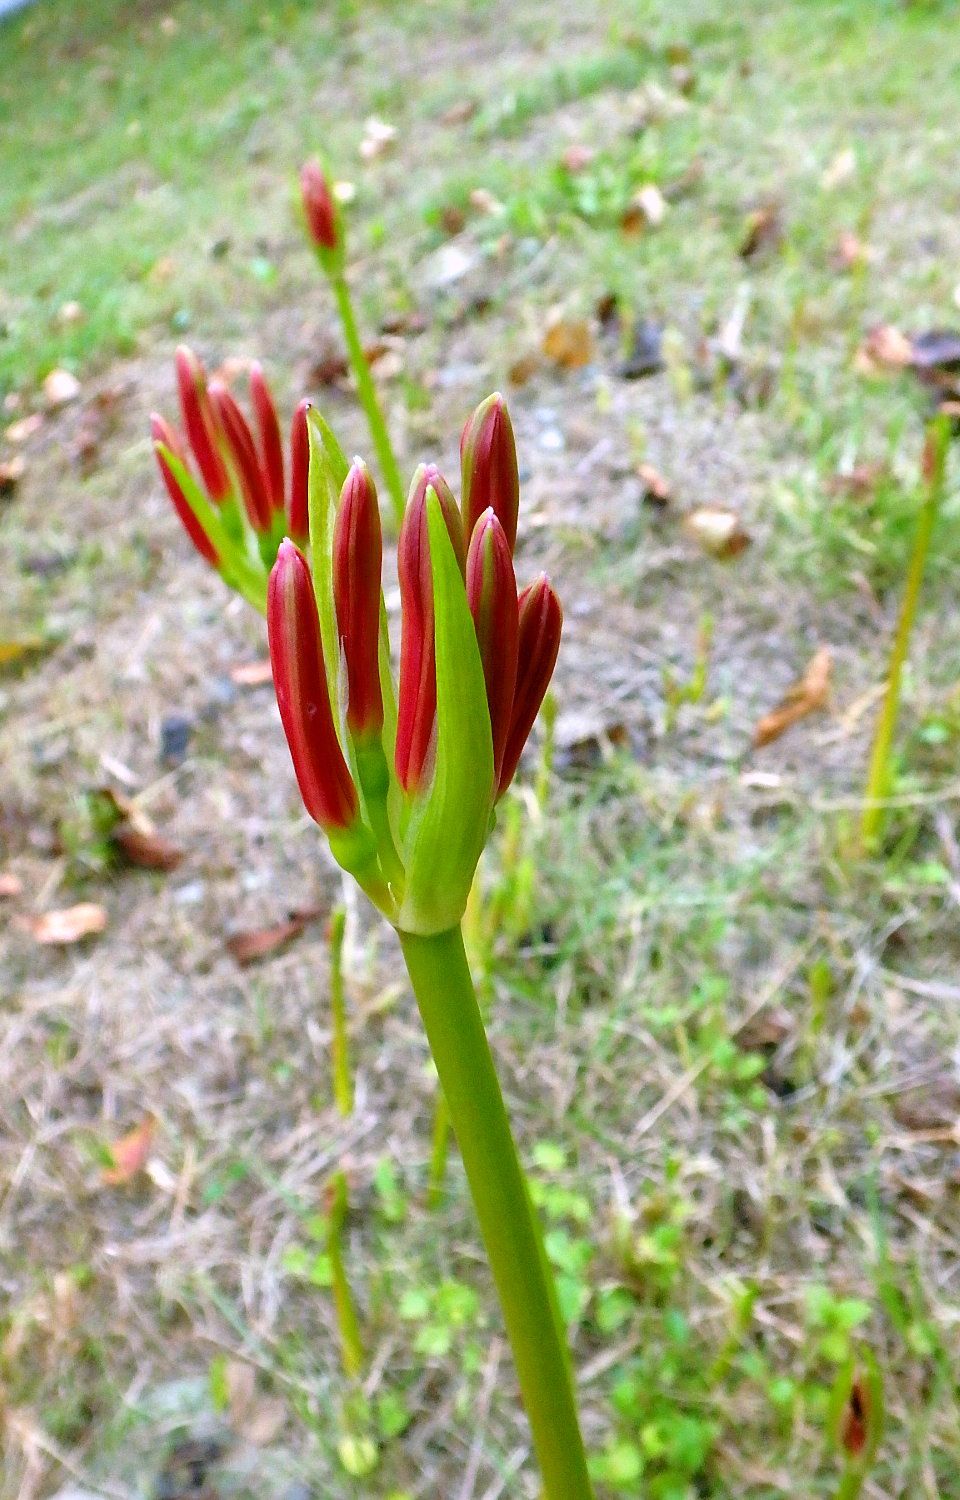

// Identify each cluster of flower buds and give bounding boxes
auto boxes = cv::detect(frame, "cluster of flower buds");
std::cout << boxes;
[151,346,312,611]
[267,393,562,934]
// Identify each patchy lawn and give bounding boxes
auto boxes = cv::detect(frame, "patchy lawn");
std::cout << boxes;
[2,1,960,1497]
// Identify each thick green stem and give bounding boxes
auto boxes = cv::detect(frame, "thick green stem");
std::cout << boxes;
[861,419,950,851]
[399,925,595,1500]
[331,272,405,526]
[835,1464,866,1500]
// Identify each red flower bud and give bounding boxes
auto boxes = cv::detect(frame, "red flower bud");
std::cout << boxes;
[466,509,519,786]
[460,392,520,554]
[174,345,231,502]
[249,362,285,515]
[151,413,219,566]
[395,465,465,791]
[334,461,383,736]
[267,539,358,831]
[208,380,273,534]
[498,574,562,796]
[288,398,311,542]
[841,1376,868,1459]
[300,159,339,252]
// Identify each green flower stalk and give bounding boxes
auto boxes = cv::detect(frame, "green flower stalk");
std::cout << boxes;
[328,906,352,1117]
[264,396,593,1499]
[299,158,406,526]
[830,1355,883,1500]
[860,417,951,851]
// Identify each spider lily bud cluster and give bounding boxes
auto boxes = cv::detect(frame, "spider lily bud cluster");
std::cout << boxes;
[267,395,561,935]
[151,346,311,612]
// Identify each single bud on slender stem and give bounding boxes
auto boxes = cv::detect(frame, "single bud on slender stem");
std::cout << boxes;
[300,158,340,253]
[334,461,384,736]
[288,398,311,543]
[249,362,285,515]
[151,414,219,565]
[461,392,520,553]
[498,574,563,797]
[467,509,519,787]
[174,345,231,502]
[267,539,359,830]
[209,380,273,534]
[395,466,465,791]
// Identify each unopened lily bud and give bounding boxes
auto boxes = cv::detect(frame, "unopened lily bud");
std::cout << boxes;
[151,413,219,566]
[288,398,311,542]
[466,509,518,786]
[249,362,285,515]
[395,465,465,792]
[334,461,384,736]
[268,539,358,831]
[498,574,562,796]
[300,159,340,254]
[461,392,520,554]
[841,1377,868,1458]
[209,380,272,534]
[174,345,231,502]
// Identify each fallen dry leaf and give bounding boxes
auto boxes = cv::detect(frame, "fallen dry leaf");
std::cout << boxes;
[28,902,107,945]
[360,115,397,160]
[6,412,44,444]
[739,202,782,260]
[825,462,887,499]
[507,352,540,386]
[619,318,664,379]
[753,646,832,748]
[0,871,23,898]
[0,456,25,496]
[855,323,913,374]
[621,183,668,233]
[148,255,175,285]
[229,658,274,687]
[469,186,504,216]
[833,230,875,272]
[0,636,57,674]
[113,823,184,873]
[439,98,478,126]
[244,1397,288,1447]
[822,146,857,190]
[560,143,596,173]
[56,300,85,327]
[683,505,751,559]
[43,369,81,407]
[891,1077,960,1133]
[226,906,324,966]
[102,1116,157,1185]
[542,313,594,370]
[440,203,467,236]
[637,462,672,505]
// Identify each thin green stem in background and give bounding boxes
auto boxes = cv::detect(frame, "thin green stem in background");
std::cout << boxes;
[327,1170,364,1380]
[330,271,406,525]
[328,906,352,1117]
[399,924,595,1500]
[426,1091,451,1209]
[860,417,950,852]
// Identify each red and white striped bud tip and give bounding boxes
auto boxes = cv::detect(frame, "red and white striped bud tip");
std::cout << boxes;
[299,159,340,253]
[334,461,384,736]
[267,539,358,831]
[288,399,312,542]
[174,345,231,502]
[466,510,518,786]
[498,573,562,797]
[461,392,520,555]
[249,362,285,515]
[208,380,273,534]
[395,464,465,792]
[150,413,219,566]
